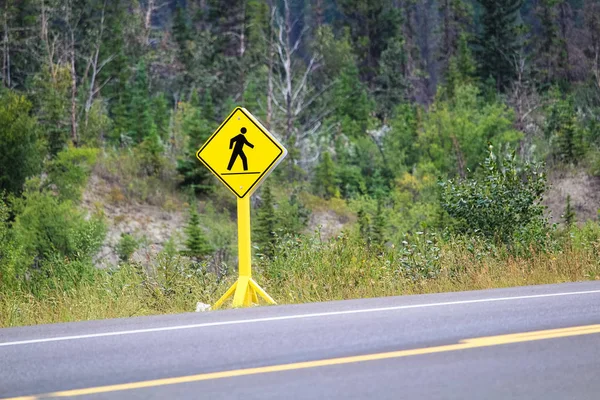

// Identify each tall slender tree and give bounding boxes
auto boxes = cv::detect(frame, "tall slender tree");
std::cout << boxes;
[475,0,524,91]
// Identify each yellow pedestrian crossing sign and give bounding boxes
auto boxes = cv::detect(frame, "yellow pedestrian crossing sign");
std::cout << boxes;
[196,107,287,198]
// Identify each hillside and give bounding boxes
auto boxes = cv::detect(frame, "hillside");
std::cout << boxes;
[1,0,600,326]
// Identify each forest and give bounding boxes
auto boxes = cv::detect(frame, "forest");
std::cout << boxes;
[0,0,600,326]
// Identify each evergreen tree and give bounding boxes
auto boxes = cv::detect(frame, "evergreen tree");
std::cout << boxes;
[562,194,576,227]
[184,205,213,258]
[439,0,473,70]
[375,37,408,120]
[357,207,371,241]
[336,0,402,85]
[129,61,153,143]
[176,102,214,194]
[545,91,586,164]
[254,183,277,258]
[173,4,194,84]
[152,94,170,141]
[535,0,570,87]
[371,198,387,246]
[476,0,524,91]
[444,34,477,99]
[313,152,339,199]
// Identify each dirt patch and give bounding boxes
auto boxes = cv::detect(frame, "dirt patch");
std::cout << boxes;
[544,170,600,225]
[307,209,354,240]
[81,174,187,268]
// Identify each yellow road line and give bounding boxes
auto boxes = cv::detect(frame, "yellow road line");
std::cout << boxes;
[5,324,600,399]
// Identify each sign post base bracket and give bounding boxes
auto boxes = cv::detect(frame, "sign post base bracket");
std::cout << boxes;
[212,277,276,309]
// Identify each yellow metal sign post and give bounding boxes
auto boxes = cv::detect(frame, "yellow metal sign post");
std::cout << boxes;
[196,107,287,309]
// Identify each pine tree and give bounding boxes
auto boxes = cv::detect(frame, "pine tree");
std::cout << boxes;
[313,152,339,199]
[129,61,153,143]
[254,183,277,258]
[444,33,477,99]
[375,37,408,120]
[184,205,213,258]
[545,91,586,164]
[336,0,402,85]
[562,194,576,227]
[357,207,371,242]
[476,0,524,91]
[371,198,386,246]
[173,4,194,84]
[439,0,472,69]
[176,102,214,194]
[535,0,570,86]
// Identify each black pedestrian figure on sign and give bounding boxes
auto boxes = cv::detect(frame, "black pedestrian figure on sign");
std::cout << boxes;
[227,127,254,171]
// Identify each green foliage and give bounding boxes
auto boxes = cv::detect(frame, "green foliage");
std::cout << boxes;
[275,189,311,238]
[545,90,587,165]
[383,104,419,174]
[80,100,112,147]
[475,0,524,91]
[254,183,277,258]
[0,90,44,195]
[439,146,548,248]
[183,205,213,259]
[562,195,576,228]
[312,152,339,199]
[0,196,27,292]
[176,102,215,194]
[30,65,71,156]
[395,232,442,280]
[419,84,522,177]
[371,197,387,246]
[117,233,138,262]
[375,37,408,120]
[46,147,98,202]
[13,187,106,264]
[135,128,166,177]
[444,33,477,99]
[357,207,371,239]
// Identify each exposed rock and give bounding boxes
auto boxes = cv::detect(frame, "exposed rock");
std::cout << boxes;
[195,302,212,312]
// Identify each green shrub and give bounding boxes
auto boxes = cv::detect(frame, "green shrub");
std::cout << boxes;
[0,89,44,195]
[117,233,139,262]
[12,188,106,291]
[46,146,98,201]
[439,146,549,249]
[393,232,441,280]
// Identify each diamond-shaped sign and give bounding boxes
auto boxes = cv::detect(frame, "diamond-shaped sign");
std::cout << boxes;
[196,107,287,198]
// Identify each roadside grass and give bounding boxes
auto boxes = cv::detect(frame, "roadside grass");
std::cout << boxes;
[1,228,599,328]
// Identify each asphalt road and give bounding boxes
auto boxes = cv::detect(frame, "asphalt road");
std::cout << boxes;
[2,281,600,399]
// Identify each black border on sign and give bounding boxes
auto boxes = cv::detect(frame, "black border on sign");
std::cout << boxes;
[196,107,284,199]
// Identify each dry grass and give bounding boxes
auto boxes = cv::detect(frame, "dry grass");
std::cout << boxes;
[2,234,599,328]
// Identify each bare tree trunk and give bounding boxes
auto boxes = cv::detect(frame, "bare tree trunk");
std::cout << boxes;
[40,0,56,79]
[2,7,10,88]
[145,0,154,44]
[70,28,78,146]
[85,0,109,127]
[266,3,274,129]
[239,1,246,103]
[284,0,293,140]
[314,0,324,27]
[451,135,466,179]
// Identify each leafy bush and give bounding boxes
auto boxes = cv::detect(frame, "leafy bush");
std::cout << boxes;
[393,232,441,280]
[12,188,106,289]
[0,196,29,292]
[439,146,549,249]
[0,89,44,195]
[46,146,98,201]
